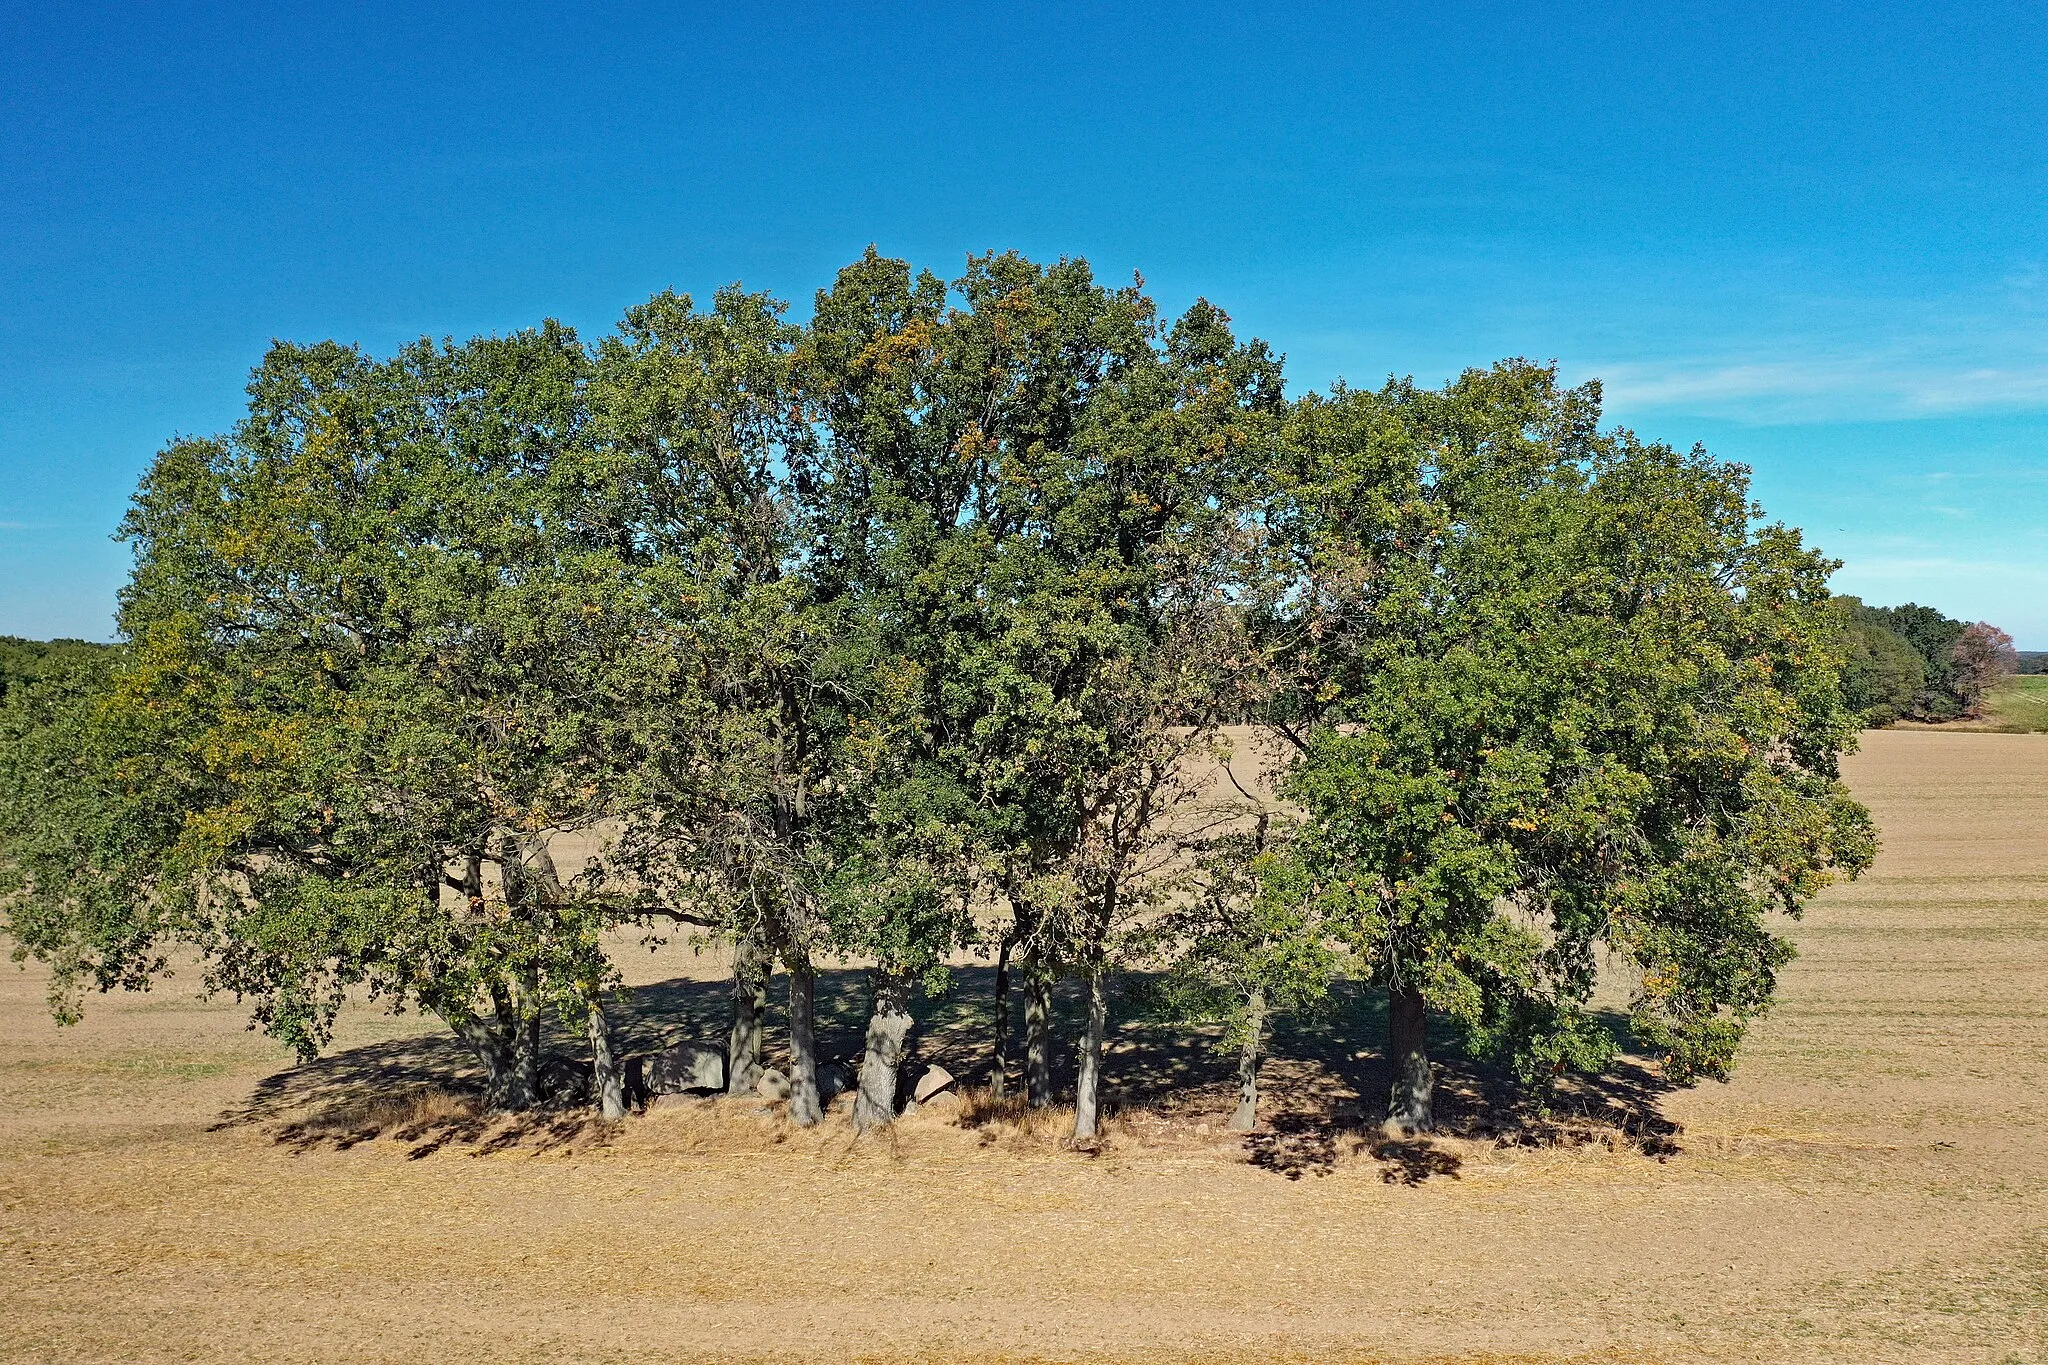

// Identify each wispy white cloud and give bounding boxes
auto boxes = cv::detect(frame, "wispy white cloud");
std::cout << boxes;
[1842,556,2048,580]
[1590,355,2048,423]
[1559,269,2048,424]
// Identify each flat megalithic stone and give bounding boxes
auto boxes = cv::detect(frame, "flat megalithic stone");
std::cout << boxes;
[647,1041,726,1094]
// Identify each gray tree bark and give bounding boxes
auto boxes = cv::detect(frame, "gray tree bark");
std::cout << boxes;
[450,1011,521,1112]
[989,929,1013,1100]
[785,956,823,1127]
[1386,982,1434,1133]
[500,834,558,1111]
[1071,966,1109,1140]
[1023,953,1054,1108]
[452,980,540,1112]
[1227,988,1267,1132]
[587,994,626,1121]
[853,971,912,1133]
[512,979,542,1108]
[727,928,771,1096]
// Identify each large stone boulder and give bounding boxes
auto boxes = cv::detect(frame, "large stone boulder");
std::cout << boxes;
[756,1068,792,1101]
[538,1056,592,1105]
[647,1041,726,1095]
[911,1064,956,1104]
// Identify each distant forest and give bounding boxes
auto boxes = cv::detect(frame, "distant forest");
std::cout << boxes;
[0,638,111,702]
[1834,600,2022,724]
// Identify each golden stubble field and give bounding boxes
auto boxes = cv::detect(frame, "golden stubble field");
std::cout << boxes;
[2,730,2045,1364]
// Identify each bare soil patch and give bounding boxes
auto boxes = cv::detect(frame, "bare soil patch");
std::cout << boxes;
[3,730,2045,1362]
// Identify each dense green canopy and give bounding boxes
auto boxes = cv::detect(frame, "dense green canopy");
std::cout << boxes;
[2,250,1885,1136]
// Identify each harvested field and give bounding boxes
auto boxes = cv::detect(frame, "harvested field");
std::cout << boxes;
[3,730,2046,1363]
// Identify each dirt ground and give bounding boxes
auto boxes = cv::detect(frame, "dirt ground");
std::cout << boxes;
[3,730,2045,1363]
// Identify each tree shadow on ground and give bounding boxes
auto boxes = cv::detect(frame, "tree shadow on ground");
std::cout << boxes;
[219,963,1682,1179]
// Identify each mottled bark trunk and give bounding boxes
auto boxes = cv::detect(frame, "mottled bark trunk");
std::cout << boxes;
[499,834,555,1111]
[1071,966,1110,1141]
[511,979,542,1109]
[853,971,913,1133]
[587,994,625,1121]
[448,982,539,1113]
[1386,982,1433,1134]
[1227,988,1267,1132]
[727,928,771,1096]
[450,1014,515,1111]
[786,957,823,1127]
[989,929,1013,1100]
[1024,953,1054,1109]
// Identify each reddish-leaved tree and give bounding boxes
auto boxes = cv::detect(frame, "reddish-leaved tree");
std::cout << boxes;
[1951,622,2019,717]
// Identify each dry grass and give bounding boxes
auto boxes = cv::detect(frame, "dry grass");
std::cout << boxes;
[3,730,2048,1362]
[269,1083,480,1146]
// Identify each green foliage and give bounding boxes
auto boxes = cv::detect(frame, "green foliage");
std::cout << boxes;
[1,253,1894,1120]
[797,249,1281,986]
[4,324,656,1092]
[1135,812,1342,1056]
[1833,612,1925,726]
[1262,362,1876,1088]
[1833,601,2020,722]
[579,283,844,968]
[0,637,113,704]
[1848,600,1968,719]
[0,647,171,1023]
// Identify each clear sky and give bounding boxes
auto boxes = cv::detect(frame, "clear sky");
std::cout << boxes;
[4,1,2044,644]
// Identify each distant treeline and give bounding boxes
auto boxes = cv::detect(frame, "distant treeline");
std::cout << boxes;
[2020,652,2047,675]
[0,638,114,703]
[1835,600,2019,725]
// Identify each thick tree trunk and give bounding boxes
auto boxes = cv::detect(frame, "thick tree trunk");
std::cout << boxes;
[989,929,1013,1100]
[1071,966,1110,1141]
[449,983,540,1113]
[499,834,556,1112]
[511,987,542,1110]
[786,956,823,1127]
[1023,953,1054,1108]
[727,929,771,1096]
[853,971,913,1133]
[448,1011,517,1111]
[587,994,625,1121]
[1228,988,1267,1132]
[1386,982,1433,1134]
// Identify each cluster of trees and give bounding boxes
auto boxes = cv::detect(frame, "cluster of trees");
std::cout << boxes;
[1835,598,2018,725]
[0,251,1878,1140]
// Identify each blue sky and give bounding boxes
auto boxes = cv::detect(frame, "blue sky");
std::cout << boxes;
[4,1,2044,644]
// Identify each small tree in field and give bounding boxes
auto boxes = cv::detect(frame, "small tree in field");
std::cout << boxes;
[1138,807,1340,1132]
[795,249,1283,1132]
[583,285,846,1120]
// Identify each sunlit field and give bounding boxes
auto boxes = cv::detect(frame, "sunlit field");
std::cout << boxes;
[3,729,2045,1363]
